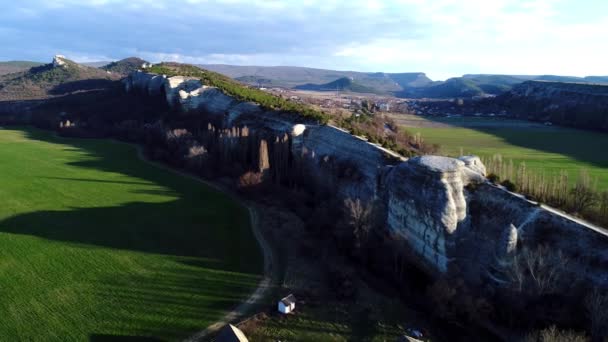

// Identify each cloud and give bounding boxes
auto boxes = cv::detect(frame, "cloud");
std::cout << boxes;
[0,0,606,79]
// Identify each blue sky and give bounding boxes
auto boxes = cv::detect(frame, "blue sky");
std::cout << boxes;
[0,0,606,80]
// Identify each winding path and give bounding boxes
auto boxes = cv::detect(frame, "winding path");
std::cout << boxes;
[125,143,276,341]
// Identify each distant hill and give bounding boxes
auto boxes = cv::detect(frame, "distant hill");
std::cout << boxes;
[497,81,608,132]
[295,77,381,94]
[199,64,432,92]
[0,61,44,75]
[399,77,485,98]
[0,55,120,101]
[101,57,149,75]
[200,64,608,98]
[401,74,608,98]
[584,76,608,83]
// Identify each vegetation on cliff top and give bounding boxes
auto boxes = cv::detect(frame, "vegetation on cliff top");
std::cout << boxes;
[101,57,149,75]
[147,62,432,156]
[148,63,330,124]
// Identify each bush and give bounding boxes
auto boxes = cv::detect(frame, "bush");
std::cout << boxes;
[237,171,264,191]
[501,179,517,192]
[487,173,500,183]
[524,326,588,342]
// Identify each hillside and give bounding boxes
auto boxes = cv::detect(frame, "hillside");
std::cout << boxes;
[295,76,381,94]
[101,57,149,75]
[0,55,119,101]
[399,77,484,98]
[199,64,432,92]
[0,61,44,75]
[498,80,608,132]
[401,74,608,98]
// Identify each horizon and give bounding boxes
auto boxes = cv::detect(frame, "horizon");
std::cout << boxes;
[4,55,608,82]
[1,0,607,81]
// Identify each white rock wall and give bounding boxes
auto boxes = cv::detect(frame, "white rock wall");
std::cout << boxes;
[124,71,608,283]
[384,156,483,272]
[296,125,396,200]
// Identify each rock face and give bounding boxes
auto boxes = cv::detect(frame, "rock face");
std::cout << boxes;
[384,156,482,272]
[52,55,67,67]
[124,71,608,288]
[295,125,402,200]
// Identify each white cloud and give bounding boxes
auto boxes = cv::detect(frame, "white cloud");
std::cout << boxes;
[1,0,607,79]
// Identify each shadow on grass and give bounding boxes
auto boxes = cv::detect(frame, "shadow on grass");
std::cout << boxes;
[418,116,608,169]
[90,334,165,342]
[0,127,263,340]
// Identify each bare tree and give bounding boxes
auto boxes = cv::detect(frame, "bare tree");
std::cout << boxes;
[585,289,608,341]
[344,198,372,247]
[504,245,569,295]
[570,169,598,214]
[524,325,588,342]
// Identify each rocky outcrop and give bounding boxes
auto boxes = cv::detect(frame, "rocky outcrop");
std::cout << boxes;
[383,156,483,272]
[52,55,67,67]
[294,125,403,200]
[123,71,608,289]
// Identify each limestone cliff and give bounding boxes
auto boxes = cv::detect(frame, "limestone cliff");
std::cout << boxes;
[123,71,608,289]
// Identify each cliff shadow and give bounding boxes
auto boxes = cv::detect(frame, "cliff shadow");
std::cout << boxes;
[410,115,608,170]
[0,126,263,340]
[49,79,116,95]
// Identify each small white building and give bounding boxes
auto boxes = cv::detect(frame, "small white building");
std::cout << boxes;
[277,294,296,314]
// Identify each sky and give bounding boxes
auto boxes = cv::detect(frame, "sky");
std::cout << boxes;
[0,0,607,80]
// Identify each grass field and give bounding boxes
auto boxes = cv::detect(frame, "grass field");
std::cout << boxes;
[394,116,608,190]
[0,127,262,341]
[240,292,431,342]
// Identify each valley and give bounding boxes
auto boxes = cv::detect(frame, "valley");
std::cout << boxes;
[0,127,262,341]
[389,114,608,189]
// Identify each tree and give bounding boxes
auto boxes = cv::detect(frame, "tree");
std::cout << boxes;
[504,245,569,295]
[344,198,372,248]
[585,289,608,341]
[570,169,597,214]
[258,139,269,174]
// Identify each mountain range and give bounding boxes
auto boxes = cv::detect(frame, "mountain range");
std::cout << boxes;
[0,61,44,76]
[199,64,433,93]
[2,57,608,100]
[199,64,608,98]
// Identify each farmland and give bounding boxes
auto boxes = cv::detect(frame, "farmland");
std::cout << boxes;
[390,114,608,190]
[0,127,262,341]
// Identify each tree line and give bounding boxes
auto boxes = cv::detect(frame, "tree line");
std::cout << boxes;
[482,154,608,227]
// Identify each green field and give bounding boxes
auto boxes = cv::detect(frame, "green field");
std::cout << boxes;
[404,121,608,190]
[0,127,262,341]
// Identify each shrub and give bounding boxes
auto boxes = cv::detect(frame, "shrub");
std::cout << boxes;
[501,179,517,192]
[487,173,500,183]
[585,289,608,340]
[524,326,588,342]
[237,171,264,191]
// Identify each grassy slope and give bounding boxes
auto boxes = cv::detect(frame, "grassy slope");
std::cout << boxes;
[243,300,424,342]
[407,123,608,189]
[0,127,262,341]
